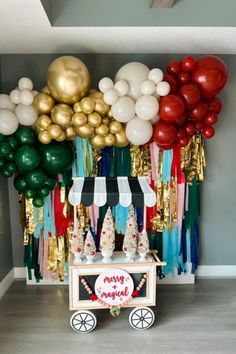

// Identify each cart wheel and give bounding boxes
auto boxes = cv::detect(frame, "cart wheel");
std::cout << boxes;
[129,307,155,330]
[70,310,97,333]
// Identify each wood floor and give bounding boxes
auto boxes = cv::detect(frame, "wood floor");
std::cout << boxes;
[0,279,236,354]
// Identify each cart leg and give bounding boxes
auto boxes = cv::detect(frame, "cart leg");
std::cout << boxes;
[129,307,155,330]
[70,310,97,333]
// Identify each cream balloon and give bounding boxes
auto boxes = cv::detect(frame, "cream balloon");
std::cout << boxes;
[0,110,19,135]
[111,96,135,123]
[18,77,33,91]
[148,68,164,84]
[10,89,21,105]
[135,95,159,121]
[114,80,129,96]
[150,114,160,125]
[19,90,34,105]
[126,117,153,145]
[115,62,150,101]
[98,77,114,93]
[0,94,16,112]
[156,81,171,96]
[33,90,39,97]
[140,80,156,95]
[15,104,38,126]
[103,88,119,105]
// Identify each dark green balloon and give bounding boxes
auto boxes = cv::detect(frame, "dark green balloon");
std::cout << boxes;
[45,176,57,190]
[24,189,37,199]
[0,133,5,143]
[15,127,37,145]
[14,175,28,192]
[25,169,46,189]
[15,145,41,172]
[5,162,17,175]
[39,141,74,174]
[7,152,15,161]
[0,142,12,157]
[33,197,44,208]
[0,168,12,177]
[7,136,19,150]
[0,159,5,169]
[38,186,50,197]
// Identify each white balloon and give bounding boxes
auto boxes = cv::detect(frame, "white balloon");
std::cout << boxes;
[148,68,164,84]
[0,109,19,135]
[98,77,114,93]
[111,97,135,123]
[19,90,34,106]
[33,90,39,97]
[114,80,129,96]
[126,117,153,145]
[103,88,119,105]
[0,94,16,112]
[150,114,160,125]
[135,95,159,121]
[115,62,150,101]
[10,89,21,105]
[156,81,171,96]
[15,104,38,126]
[140,80,156,95]
[18,77,33,91]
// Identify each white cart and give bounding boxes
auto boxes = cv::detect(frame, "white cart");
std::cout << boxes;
[69,251,165,333]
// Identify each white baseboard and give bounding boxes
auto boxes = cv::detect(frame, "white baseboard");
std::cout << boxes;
[197,265,236,277]
[159,274,195,284]
[0,269,14,299]
[14,267,26,279]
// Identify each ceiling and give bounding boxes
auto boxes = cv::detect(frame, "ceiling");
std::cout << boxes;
[0,0,236,54]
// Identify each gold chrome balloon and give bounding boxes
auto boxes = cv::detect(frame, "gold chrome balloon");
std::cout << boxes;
[104,133,116,147]
[90,135,105,150]
[95,124,109,137]
[38,131,52,144]
[51,104,73,129]
[102,116,110,125]
[76,125,94,139]
[34,123,45,134]
[87,112,102,128]
[107,109,113,118]
[47,56,90,104]
[72,112,87,127]
[55,131,66,142]
[36,115,52,130]
[109,120,122,134]
[115,127,129,147]
[33,92,55,115]
[41,86,50,94]
[48,124,63,139]
[80,97,95,114]
[73,102,83,113]
[66,126,77,141]
[94,99,110,117]
[90,91,103,99]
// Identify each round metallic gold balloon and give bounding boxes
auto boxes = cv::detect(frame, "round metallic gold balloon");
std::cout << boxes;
[66,127,77,141]
[104,133,116,147]
[41,86,50,94]
[109,120,122,134]
[48,124,63,139]
[95,124,109,137]
[87,112,102,128]
[38,131,52,144]
[115,127,129,147]
[73,102,83,113]
[90,91,103,99]
[72,112,87,127]
[90,135,105,150]
[51,104,73,129]
[34,124,45,134]
[76,125,95,139]
[107,109,113,118]
[80,97,95,114]
[94,99,110,117]
[33,92,55,115]
[55,131,66,142]
[47,56,90,104]
[102,116,110,125]
[36,115,52,130]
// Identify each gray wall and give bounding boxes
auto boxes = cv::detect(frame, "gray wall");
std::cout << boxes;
[0,53,235,267]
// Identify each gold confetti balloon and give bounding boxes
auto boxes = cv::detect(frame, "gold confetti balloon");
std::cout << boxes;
[87,112,102,128]
[47,56,90,104]
[104,133,116,147]
[33,92,55,115]
[115,127,129,147]
[38,130,52,144]
[76,124,95,139]
[72,112,87,127]
[48,124,63,139]
[95,124,109,137]
[51,104,73,129]
[90,135,105,150]
[109,120,122,134]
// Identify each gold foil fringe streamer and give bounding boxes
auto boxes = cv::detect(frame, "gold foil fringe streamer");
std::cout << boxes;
[92,148,102,176]
[130,144,152,177]
[47,236,69,281]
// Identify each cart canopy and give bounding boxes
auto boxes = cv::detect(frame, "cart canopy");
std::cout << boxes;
[68,176,156,208]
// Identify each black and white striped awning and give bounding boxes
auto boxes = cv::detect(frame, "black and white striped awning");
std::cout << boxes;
[68,176,156,208]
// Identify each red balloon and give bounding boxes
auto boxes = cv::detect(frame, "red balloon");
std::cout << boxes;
[178,72,191,85]
[202,125,215,139]
[207,97,222,113]
[157,142,175,150]
[177,127,187,139]
[204,112,218,126]
[181,55,196,72]
[195,121,204,131]
[175,114,187,126]
[178,136,190,147]
[180,84,201,109]
[159,94,185,122]
[163,74,178,93]
[185,122,196,136]
[167,60,181,76]
[153,121,177,148]
[189,102,208,122]
[192,55,228,99]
